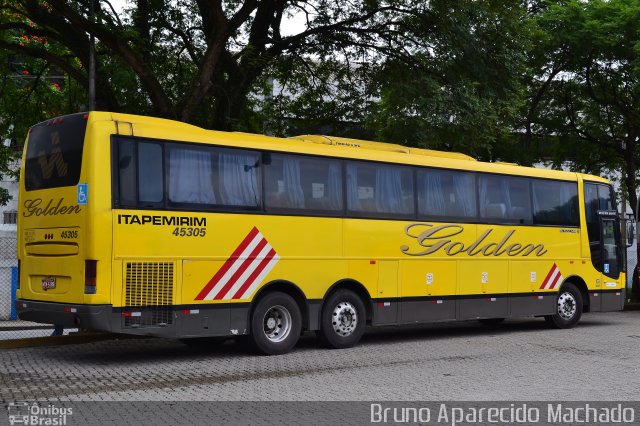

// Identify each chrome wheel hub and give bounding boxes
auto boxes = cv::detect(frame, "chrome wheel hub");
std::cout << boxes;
[557,292,577,320]
[331,302,358,336]
[263,305,292,343]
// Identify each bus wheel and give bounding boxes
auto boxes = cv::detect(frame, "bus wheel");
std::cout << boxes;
[545,283,583,329]
[318,289,366,349]
[249,292,301,355]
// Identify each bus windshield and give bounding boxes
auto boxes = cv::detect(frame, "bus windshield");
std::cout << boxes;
[24,113,87,191]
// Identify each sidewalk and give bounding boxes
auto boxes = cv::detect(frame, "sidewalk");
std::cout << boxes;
[0,319,54,331]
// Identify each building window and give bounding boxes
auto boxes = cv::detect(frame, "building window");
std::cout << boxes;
[3,211,17,224]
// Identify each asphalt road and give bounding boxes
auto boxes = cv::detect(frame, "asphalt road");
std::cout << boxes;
[1,311,639,403]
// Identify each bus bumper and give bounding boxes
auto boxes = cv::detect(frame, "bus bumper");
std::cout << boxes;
[14,299,253,338]
[15,299,115,331]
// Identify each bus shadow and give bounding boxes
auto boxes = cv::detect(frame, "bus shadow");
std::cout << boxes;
[52,317,615,364]
[354,316,614,346]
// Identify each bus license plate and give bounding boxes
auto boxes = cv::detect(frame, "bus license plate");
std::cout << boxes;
[42,277,56,290]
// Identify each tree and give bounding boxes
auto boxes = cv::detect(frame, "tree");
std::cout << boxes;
[524,0,640,215]
[364,0,531,161]
[0,21,85,204]
[0,1,438,131]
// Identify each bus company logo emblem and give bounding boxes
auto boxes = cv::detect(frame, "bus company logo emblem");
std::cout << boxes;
[401,223,547,257]
[22,198,82,217]
[6,402,29,425]
[540,263,563,290]
[195,227,280,301]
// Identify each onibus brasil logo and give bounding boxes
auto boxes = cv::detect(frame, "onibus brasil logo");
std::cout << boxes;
[6,402,72,425]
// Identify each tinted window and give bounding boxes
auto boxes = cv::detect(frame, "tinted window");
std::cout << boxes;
[117,140,136,205]
[139,143,163,204]
[417,169,476,219]
[264,154,343,212]
[215,148,261,208]
[167,145,216,205]
[346,162,414,216]
[479,175,532,223]
[116,140,164,207]
[167,144,261,209]
[25,113,87,190]
[532,180,579,226]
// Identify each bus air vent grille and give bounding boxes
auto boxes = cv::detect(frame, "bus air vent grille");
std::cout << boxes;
[124,262,174,328]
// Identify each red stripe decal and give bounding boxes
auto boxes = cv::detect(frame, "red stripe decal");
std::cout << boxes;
[548,271,562,290]
[539,263,557,290]
[194,227,260,300]
[231,248,276,299]
[213,238,269,300]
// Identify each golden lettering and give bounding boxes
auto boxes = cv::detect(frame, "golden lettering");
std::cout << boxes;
[23,198,81,217]
[401,224,547,258]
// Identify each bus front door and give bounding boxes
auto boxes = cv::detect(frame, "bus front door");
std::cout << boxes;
[599,214,624,311]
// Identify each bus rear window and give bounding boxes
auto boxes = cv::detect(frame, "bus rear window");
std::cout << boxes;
[24,113,87,191]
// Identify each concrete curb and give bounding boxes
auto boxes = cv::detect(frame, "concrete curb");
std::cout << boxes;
[0,325,54,331]
[0,332,148,349]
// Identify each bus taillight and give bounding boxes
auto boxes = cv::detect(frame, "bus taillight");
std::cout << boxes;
[85,260,97,294]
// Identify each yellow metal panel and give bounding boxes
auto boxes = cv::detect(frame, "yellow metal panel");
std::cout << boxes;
[378,261,398,298]
[400,260,457,297]
[510,260,553,293]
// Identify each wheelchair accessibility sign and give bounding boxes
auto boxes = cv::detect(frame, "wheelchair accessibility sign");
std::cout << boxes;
[77,183,88,205]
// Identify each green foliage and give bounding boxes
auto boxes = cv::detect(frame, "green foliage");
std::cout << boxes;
[365,0,530,160]
[0,35,85,205]
[526,0,640,211]
[1,0,640,210]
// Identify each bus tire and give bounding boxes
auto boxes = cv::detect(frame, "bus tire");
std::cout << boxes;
[317,289,366,349]
[545,283,583,329]
[249,292,301,355]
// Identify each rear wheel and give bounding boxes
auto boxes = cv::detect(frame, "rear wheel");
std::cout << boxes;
[317,289,366,349]
[249,292,301,355]
[545,283,583,329]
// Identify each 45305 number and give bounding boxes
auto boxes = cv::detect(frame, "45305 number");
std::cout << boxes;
[172,227,206,237]
[60,230,78,239]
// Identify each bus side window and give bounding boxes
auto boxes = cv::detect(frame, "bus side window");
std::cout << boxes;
[417,169,477,219]
[138,143,164,205]
[532,180,579,226]
[215,148,261,208]
[264,154,343,212]
[479,175,532,224]
[346,162,413,216]
[118,140,136,206]
[264,154,306,209]
[167,145,216,205]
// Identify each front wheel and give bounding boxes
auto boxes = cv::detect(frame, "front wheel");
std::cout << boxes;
[249,292,301,355]
[317,289,366,349]
[545,283,583,329]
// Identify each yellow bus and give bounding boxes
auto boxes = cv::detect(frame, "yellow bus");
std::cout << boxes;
[16,112,626,354]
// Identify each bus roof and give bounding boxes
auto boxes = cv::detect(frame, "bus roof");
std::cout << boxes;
[88,112,609,184]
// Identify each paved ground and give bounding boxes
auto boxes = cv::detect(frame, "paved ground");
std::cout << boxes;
[0,321,79,340]
[1,311,638,404]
